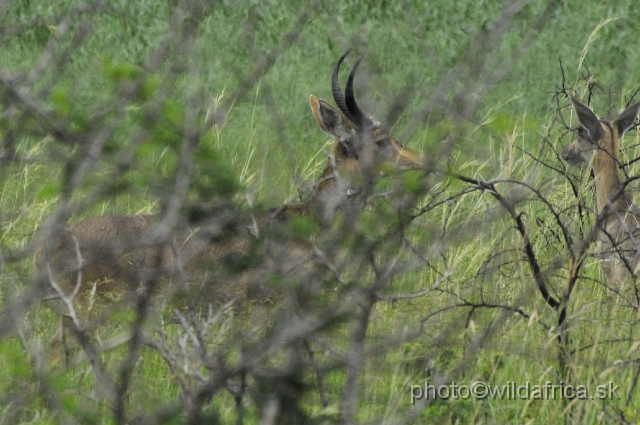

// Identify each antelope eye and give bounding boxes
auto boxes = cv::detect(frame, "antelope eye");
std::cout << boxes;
[338,140,350,156]
[375,138,389,147]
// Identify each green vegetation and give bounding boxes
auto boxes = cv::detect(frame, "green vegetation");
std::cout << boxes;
[1,0,640,423]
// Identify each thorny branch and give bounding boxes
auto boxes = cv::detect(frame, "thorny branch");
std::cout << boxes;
[2,0,639,424]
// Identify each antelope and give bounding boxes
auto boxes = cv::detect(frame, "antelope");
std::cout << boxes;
[34,50,423,330]
[561,95,640,284]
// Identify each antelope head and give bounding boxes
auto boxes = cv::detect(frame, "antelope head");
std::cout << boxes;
[309,50,423,193]
[561,95,640,212]
[562,95,640,166]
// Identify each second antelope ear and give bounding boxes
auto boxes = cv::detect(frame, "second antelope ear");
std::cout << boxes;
[309,95,354,139]
[570,95,603,143]
[614,101,640,137]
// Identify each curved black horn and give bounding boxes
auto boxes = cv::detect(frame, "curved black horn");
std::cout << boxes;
[345,54,370,127]
[332,49,355,122]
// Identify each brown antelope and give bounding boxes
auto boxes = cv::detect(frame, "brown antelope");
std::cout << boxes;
[34,50,423,330]
[561,95,640,284]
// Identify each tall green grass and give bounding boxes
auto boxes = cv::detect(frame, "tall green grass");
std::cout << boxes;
[2,0,640,423]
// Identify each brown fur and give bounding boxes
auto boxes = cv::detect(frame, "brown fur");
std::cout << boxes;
[35,62,424,325]
[561,95,640,283]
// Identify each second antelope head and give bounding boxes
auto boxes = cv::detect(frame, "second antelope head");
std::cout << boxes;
[309,50,423,194]
[561,95,640,212]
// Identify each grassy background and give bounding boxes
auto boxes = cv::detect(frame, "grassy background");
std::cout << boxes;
[2,0,640,423]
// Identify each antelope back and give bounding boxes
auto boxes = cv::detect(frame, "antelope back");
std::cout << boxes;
[34,215,182,314]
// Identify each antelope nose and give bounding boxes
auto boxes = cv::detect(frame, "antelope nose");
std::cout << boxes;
[402,151,424,168]
[561,142,583,165]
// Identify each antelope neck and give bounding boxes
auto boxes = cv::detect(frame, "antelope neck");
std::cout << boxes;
[592,122,626,213]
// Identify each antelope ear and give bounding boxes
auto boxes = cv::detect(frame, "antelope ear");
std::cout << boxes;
[615,101,640,137]
[570,95,603,143]
[309,95,354,139]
